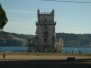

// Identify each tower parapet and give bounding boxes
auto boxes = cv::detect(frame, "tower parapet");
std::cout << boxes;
[37,9,54,14]
[36,9,56,25]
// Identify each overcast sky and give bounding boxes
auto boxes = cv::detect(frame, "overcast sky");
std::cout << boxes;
[1,0,91,35]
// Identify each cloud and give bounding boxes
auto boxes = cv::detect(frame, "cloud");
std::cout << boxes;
[41,0,91,3]
[57,1,91,3]
[6,9,36,14]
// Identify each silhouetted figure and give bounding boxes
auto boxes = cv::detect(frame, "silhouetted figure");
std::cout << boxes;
[81,51,82,54]
[36,52,39,56]
[79,50,82,54]
[72,51,73,53]
[3,54,5,59]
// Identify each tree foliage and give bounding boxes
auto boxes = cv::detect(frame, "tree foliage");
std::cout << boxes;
[0,3,8,29]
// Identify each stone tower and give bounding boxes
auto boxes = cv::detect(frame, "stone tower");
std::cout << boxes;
[35,9,56,52]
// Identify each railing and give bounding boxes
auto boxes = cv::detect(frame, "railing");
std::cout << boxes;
[36,21,56,25]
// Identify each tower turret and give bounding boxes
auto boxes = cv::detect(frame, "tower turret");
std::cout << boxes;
[37,9,40,15]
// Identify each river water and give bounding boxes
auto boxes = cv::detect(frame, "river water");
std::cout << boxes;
[62,47,91,54]
[0,46,91,54]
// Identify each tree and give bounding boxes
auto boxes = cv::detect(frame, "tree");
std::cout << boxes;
[0,3,8,29]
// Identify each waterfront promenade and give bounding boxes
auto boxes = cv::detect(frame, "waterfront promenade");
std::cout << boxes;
[0,53,91,68]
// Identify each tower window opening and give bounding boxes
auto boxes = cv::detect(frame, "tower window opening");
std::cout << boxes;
[45,26,47,29]
[44,32,47,35]
[45,19,47,21]
[44,39,47,42]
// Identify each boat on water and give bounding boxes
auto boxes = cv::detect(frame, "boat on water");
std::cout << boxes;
[74,48,77,50]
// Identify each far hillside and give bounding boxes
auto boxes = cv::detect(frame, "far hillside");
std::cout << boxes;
[0,31,34,46]
[56,33,91,47]
[0,31,91,47]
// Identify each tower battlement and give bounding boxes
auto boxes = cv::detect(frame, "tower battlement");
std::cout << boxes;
[37,9,55,25]
[37,9,54,15]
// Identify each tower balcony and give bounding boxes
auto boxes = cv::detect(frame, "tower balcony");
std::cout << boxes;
[36,21,56,25]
